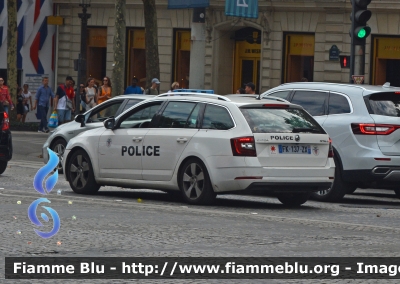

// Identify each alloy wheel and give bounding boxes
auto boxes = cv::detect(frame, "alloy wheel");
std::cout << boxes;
[69,154,90,189]
[182,163,205,200]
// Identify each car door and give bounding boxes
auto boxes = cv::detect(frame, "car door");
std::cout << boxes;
[289,90,329,126]
[97,101,164,180]
[321,92,353,148]
[141,101,201,181]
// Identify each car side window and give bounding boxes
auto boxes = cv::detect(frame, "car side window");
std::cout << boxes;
[121,99,141,112]
[158,101,197,128]
[87,101,123,123]
[119,102,162,128]
[266,90,291,100]
[202,104,234,130]
[290,91,327,116]
[328,93,351,115]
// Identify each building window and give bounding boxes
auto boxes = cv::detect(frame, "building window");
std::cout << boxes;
[173,30,191,89]
[87,27,107,85]
[283,33,315,83]
[126,28,146,89]
[371,36,400,87]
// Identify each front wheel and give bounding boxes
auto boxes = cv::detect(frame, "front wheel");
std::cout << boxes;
[66,149,99,194]
[0,160,7,175]
[179,158,216,205]
[277,192,310,207]
[51,138,67,173]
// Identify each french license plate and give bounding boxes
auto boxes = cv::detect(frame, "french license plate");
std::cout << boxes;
[278,145,311,154]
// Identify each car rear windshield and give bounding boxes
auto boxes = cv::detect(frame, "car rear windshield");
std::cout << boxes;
[368,92,400,117]
[240,107,325,134]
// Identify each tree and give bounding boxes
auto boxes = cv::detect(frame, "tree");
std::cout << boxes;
[112,0,126,97]
[7,0,17,117]
[142,0,160,89]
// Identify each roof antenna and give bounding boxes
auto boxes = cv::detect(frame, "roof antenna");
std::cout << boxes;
[383,82,391,88]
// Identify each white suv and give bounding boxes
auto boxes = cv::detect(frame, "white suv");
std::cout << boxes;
[62,94,335,206]
[261,82,400,201]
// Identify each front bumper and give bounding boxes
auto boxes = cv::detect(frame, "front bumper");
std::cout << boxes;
[42,139,50,164]
[0,130,12,161]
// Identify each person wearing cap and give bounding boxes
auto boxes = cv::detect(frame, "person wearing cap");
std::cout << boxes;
[245,82,256,95]
[144,78,160,95]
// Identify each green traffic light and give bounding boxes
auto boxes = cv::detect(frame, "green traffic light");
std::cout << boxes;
[357,28,367,38]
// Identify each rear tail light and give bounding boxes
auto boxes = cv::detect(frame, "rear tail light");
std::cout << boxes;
[351,123,400,135]
[328,138,334,158]
[230,136,257,157]
[2,112,9,131]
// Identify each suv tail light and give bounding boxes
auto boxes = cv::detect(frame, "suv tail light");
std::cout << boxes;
[231,136,257,157]
[328,138,334,158]
[2,111,9,131]
[351,123,400,135]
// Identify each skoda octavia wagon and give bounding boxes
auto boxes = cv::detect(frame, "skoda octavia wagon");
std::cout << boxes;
[63,93,335,206]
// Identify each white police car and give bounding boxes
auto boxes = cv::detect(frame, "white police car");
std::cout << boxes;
[63,93,335,206]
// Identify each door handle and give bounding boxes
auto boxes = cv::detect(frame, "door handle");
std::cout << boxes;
[177,138,188,143]
[132,137,143,142]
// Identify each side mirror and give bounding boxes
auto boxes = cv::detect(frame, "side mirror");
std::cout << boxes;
[104,118,115,129]
[75,114,86,127]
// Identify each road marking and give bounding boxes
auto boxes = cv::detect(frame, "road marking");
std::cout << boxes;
[8,160,44,169]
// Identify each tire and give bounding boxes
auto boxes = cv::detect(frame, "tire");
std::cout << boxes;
[310,155,350,202]
[51,138,67,174]
[394,189,400,199]
[179,158,216,205]
[277,192,310,207]
[66,149,99,194]
[0,160,7,175]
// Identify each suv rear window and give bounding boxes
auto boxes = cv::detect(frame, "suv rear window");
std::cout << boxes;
[368,92,400,117]
[240,107,325,134]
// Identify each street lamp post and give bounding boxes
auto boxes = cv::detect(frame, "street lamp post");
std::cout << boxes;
[77,0,91,113]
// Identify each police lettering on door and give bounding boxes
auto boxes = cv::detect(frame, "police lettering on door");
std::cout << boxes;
[121,146,160,156]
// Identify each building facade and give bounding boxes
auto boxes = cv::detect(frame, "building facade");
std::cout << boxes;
[50,0,400,94]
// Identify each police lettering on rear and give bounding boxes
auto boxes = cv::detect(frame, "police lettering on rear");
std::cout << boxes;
[270,135,294,141]
[121,146,160,156]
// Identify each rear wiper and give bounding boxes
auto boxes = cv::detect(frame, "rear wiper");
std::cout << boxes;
[292,127,320,133]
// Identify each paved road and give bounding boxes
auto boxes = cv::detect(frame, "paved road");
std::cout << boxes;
[1,131,399,283]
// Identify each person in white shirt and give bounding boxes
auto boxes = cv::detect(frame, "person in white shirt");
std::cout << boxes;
[21,84,33,123]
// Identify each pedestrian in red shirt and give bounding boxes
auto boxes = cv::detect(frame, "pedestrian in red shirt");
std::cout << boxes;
[0,78,14,114]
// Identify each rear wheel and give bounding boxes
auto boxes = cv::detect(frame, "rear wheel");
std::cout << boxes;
[277,192,310,207]
[67,149,99,194]
[179,158,216,205]
[311,155,350,202]
[51,138,67,174]
[0,160,7,175]
[394,189,400,199]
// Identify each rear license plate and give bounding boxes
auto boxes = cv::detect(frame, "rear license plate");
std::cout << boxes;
[278,145,311,154]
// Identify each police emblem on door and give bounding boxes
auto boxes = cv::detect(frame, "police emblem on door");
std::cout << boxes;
[106,138,112,148]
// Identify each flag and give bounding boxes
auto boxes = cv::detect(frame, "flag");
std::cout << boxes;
[225,0,259,19]
[168,0,209,9]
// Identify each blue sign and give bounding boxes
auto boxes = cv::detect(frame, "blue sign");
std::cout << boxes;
[168,0,209,9]
[225,0,259,19]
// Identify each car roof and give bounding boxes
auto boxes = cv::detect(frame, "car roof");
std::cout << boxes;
[111,94,154,100]
[263,82,400,96]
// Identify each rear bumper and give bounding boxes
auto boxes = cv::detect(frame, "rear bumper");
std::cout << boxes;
[0,130,12,161]
[343,167,400,188]
[243,181,332,192]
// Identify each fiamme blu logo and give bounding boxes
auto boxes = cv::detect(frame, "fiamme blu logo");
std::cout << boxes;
[28,149,61,238]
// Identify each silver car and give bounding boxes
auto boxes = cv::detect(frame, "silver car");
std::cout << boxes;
[260,82,400,201]
[43,95,153,172]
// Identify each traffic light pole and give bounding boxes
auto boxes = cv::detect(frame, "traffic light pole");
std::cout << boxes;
[354,45,365,79]
[349,7,355,83]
